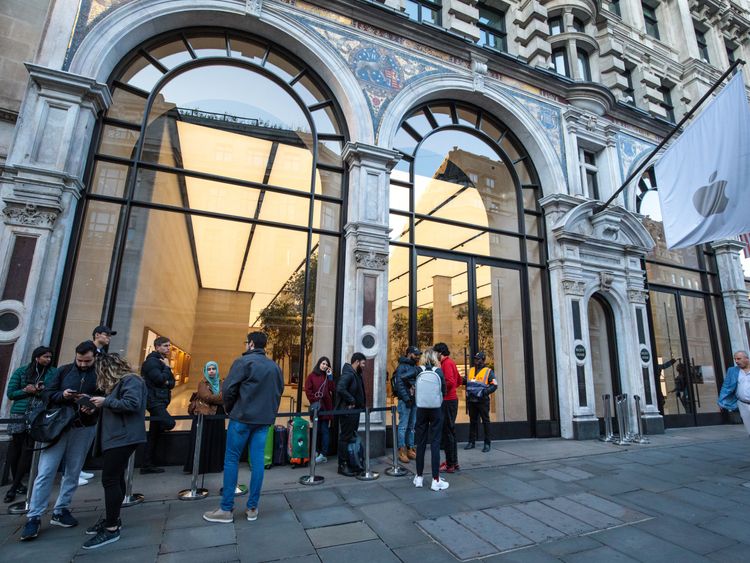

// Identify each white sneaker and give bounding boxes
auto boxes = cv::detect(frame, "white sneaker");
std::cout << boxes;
[80,471,94,480]
[413,475,423,488]
[431,478,449,491]
[78,477,89,486]
[315,454,328,464]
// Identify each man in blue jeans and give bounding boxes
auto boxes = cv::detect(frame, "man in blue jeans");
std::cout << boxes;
[203,332,283,524]
[393,346,422,464]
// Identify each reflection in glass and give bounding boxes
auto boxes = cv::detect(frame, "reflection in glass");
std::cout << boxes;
[60,201,121,358]
[108,88,147,125]
[91,161,129,198]
[680,295,720,415]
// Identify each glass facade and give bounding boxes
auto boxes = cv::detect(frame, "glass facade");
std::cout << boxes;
[58,31,347,425]
[638,171,727,426]
[388,101,554,437]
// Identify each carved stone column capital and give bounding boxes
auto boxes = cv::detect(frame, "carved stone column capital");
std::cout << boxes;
[2,201,59,228]
[627,288,648,304]
[353,249,389,271]
[562,279,586,296]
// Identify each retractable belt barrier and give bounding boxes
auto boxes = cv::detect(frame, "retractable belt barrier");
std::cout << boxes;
[599,394,615,443]
[7,443,41,515]
[122,451,144,506]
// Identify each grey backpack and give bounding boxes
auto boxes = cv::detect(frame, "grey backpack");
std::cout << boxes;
[415,368,443,408]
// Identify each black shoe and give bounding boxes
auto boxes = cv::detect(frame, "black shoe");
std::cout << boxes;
[464,442,475,450]
[15,484,27,495]
[4,488,16,503]
[337,465,356,477]
[51,508,79,528]
[20,517,41,541]
[86,517,122,535]
[482,443,491,453]
[139,466,165,474]
[82,527,120,549]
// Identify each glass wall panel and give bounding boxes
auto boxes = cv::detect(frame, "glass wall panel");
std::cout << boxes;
[108,87,147,125]
[90,161,129,198]
[59,201,121,360]
[529,267,551,420]
[149,40,192,69]
[99,125,138,160]
[387,245,411,407]
[649,291,684,416]
[680,295,720,415]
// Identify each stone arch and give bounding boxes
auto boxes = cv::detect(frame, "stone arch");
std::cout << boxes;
[66,0,374,144]
[377,73,568,197]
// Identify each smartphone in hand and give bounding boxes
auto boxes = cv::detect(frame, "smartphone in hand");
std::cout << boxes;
[75,395,96,410]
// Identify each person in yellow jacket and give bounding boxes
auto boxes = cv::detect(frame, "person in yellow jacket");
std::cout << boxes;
[463,352,497,452]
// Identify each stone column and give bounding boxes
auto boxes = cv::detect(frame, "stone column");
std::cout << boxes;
[711,240,750,353]
[341,142,400,455]
[0,64,110,415]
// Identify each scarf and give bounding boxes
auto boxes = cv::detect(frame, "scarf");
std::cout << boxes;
[203,361,220,395]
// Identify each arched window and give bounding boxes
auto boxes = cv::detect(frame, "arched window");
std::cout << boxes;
[58,30,347,419]
[387,101,554,436]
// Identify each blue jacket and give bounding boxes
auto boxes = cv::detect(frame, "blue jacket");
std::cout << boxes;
[718,366,741,411]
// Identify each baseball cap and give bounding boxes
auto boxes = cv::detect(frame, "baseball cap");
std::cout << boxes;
[474,351,486,360]
[93,325,117,337]
[406,345,422,356]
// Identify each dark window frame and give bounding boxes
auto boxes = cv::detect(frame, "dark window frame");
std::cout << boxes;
[642,2,660,40]
[478,2,507,52]
[404,0,442,25]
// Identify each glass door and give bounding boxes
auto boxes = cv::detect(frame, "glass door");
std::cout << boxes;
[649,289,722,425]
[416,250,532,435]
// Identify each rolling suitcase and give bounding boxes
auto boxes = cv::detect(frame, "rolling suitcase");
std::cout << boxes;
[272,424,288,466]
[287,416,310,466]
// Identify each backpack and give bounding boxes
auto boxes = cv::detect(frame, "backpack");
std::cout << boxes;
[347,435,364,472]
[415,368,443,408]
[390,373,399,398]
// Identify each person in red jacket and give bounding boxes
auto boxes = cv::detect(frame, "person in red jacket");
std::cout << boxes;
[304,357,334,463]
[435,342,461,473]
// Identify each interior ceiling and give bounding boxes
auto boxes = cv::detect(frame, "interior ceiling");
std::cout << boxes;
[174,120,317,327]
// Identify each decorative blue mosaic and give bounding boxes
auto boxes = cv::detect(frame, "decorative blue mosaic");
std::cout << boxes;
[617,132,656,182]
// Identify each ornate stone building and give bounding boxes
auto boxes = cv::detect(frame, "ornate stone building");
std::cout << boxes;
[1,0,749,453]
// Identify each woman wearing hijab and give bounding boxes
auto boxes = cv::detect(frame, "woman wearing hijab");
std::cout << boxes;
[184,361,226,474]
[4,346,57,503]
[84,353,146,549]
[304,357,334,463]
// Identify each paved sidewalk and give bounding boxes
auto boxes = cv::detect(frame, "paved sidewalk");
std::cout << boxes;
[1,425,749,562]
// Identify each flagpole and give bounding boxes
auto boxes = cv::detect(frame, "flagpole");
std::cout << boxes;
[594,59,745,215]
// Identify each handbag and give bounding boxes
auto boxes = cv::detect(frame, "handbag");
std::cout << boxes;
[26,397,75,445]
[187,392,199,416]
[309,379,327,412]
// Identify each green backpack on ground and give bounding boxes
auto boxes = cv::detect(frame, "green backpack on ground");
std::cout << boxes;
[287,416,310,466]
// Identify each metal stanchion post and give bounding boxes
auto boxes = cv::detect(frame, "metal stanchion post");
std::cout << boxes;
[622,393,635,442]
[300,406,324,485]
[613,395,631,446]
[8,443,41,515]
[179,414,209,500]
[630,395,650,444]
[121,451,144,506]
[599,394,615,442]
[357,408,379,481]
[385,405,408,476]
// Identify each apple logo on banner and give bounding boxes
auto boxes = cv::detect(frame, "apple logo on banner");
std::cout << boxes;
[692,171,729,217]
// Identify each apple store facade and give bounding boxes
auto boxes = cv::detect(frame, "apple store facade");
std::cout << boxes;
[1,1,748,452]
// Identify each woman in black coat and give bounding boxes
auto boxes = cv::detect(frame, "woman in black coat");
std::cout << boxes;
[84,354,147,550]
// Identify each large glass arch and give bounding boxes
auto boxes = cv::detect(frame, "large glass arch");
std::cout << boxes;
[57,30,348,423]
[387,101,555,437]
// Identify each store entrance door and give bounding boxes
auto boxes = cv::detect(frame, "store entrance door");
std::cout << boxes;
[588,294,621,421]
[415,250,535,437]
[649,289,723,426]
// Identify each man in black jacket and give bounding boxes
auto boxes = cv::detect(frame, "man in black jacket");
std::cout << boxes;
[140,336,175,474]
[21,341,100,541]
[336,352,367,477]
[203,332,283,524]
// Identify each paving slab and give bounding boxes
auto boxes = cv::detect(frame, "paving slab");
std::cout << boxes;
[317,538,400,563]
[561,545,639,563]
[484,505,566,543]
[482,546,565,562]
[565,492,650,524]
[160,523,236,554]
[635,515,737,555]
[452,510,534,552]
[590,525,712,563]
[408,494,472,518]
[295,505,361,529]
[540,496,622,529]
[393,540,462,563]
[353,500,428,550]
[616,490,715,525]
[236,521,315,563]
[286,489,344,511]
[77,544,161,562]
[305,521,377,548]
[156,543,239,563]
[538,536,603,557]
[334,483,398,506]
[418,515,497,560]
[706,542,750,563]
[514,501,594,536]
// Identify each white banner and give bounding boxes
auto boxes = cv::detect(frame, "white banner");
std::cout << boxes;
[655,72,750,249]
